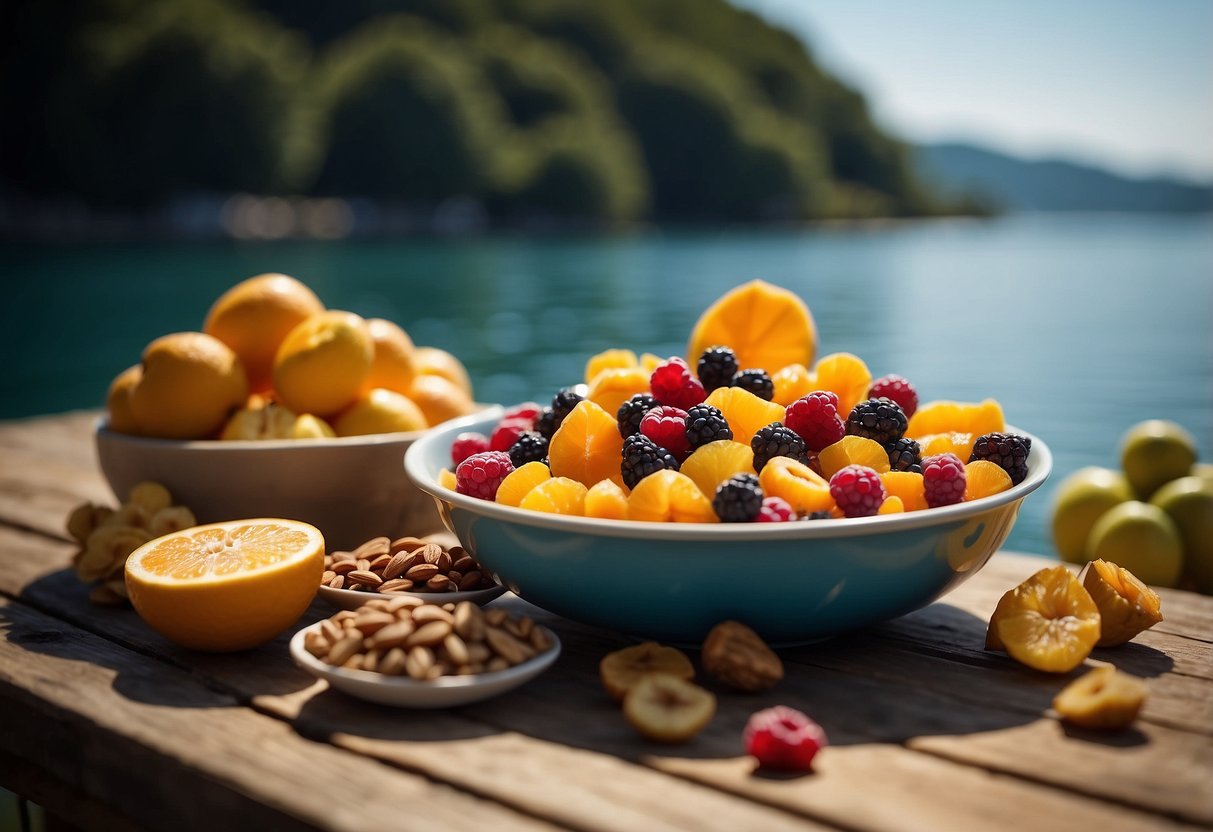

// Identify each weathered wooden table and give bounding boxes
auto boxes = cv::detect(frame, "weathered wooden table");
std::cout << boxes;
[1,412,1210,832]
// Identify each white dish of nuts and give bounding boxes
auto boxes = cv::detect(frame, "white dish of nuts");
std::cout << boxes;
[318,535,506,610]
[290,596,560,708]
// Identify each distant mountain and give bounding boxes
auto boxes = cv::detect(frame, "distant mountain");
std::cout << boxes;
[916,142,1213,213]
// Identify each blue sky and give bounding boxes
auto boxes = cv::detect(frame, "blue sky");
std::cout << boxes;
[733,0,1213,181]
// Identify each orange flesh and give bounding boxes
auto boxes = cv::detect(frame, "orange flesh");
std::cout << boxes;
[139,524,310,578]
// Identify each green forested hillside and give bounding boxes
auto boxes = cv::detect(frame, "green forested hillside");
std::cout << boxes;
[2,0,966,222]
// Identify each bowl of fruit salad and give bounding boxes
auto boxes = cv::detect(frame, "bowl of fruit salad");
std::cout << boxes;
[405,282,1052,644]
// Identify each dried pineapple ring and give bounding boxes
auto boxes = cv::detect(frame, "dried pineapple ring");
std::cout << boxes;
[600,642,695,702]
[1079,559,1163,646]
[986,566,1101,673]
[77,525,152,583]
[1053,666,1147,730]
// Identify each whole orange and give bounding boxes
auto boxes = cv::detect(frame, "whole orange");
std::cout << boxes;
[363,318,417,394]
[273,311,374,417]
[128,333,249,439]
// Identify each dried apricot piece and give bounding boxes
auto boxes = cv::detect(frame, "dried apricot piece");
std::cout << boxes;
[758,457,832,514]
[881,471,928,512]
[907,399,1005,439]
[518,477,587,515]
[813,352,872,421]
[986,566,1101,672]
[628,470,718,523]
[586,366,651,417]
[964,460,1013,501]
[771,363,815,406]
[1053,666,1147,730]
[704,387,785,445]
[585,348,638,384]
[687,280,817,376]
[623,674,717,743]
[818,435,890,480]
[585,479,629,520]
[1079,559,1163,646]
[600,642,695,701]
[548,399,625,488]
[495,461,552,507]
[681,440,756,499]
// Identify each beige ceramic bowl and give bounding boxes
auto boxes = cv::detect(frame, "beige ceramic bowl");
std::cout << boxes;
[95,409,500,551]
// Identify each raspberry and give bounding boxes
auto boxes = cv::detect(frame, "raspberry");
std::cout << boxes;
[617,393,658,439]
[744,706,828,771]
[640,406,690,460]
[885,437,922,473]
[750,422,810,472]
[534,407,558,439]
[846,397,907,445]
[785,391,845,451]
[713,473,763,522]
[756,496,796,523]
[868,374,919,419]
[551,388,584,422]
[650,357,707,410]
[922,453,967,507]
[684,403,732,450]
[732,369,774,401]
[829,464,886,518]
[489,417,533,452]
[969,432,1032,485]
[455,451,514,501]
[502,401,542,423]
[451,432,490,466]
[507,432,549,468]
[696,346,739,393]
[621,434,679,490]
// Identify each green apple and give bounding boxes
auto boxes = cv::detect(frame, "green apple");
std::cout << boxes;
[1050,467,1132,563]
[1151,476,1213,595]
[1120,420,1197,500]
[1086,501,1183,588]
[1193,462,1213,491]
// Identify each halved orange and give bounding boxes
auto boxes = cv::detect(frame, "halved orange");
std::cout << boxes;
[687,280,817,374]
[124,519,324,652]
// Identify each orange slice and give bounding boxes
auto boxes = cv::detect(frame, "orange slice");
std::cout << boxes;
[680,440,756,499]
[585,479,629,520]
[917,431,977,460]
[907,399,1005,439]
[585,349,639,384]
[771,363,815,406]
[687,280,817,374]
[881,471,928,512]
[819,435,890,480]
[985,565,1101,672]
[519,477,587,515]
[758,457,832,514]
[586,366,651,418]
[496,461,553,507]
[124,519,324,652]
[628,470,718,523]
[878,496,905,514]
[965,460,1013,501]
[704,387,785,445]
[549,400,626,488]
[438,468,458,491]
[813,352,872,420]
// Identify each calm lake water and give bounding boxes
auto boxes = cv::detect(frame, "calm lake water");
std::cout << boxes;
[3,214,1211,557]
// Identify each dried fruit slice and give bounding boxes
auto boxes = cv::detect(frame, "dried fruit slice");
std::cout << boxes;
[986,566,1101,672]
[813,353,872,421]
[818,435,890,480]
[681,440,756,499]
[628,470,718,523]
[600,642,695,701]
[687,280,817,377]
[771,363,815,407]
[881,471,928,512]
[965,459,1013,501]
[1079,559,1164,646]
[1053,666,1147,730]
[704,387,786,445]
[623,674,717,743]
[585,479,629,520]
[518,477,587,516]
[906,399,1005,440]
[548,399,626,488]
[758,457,832,514]
[495,461,553,508]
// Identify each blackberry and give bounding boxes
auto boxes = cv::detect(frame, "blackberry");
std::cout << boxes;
[804,510,833,521]
[845,397,907,445]
[885,437,922,473]
[617,393,658,439]
[534,407,558,440]
[969,432,1032,485]
[684,403,732,450]
[732,369,774,402]
[750,422,810,472]
[713,473,764,522]
[551,387,584,422]
[697,346,738,392]
[621,434,679,490]
[507,432,549,468]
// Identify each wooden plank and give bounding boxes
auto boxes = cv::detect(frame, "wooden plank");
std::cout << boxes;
[0,597,567,832]
[0,748,144,832]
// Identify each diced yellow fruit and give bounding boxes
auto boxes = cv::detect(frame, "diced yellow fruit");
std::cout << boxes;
[965,460,1013,501]
[496,461,553,508]
[585,349,638,384]
[907,399,1005,439]
[586,367,651,418]
[819,435,890,479]
[758,457,832,514]
[704,386,785,445]
[881,471,929,511]
[628,470,718,523]
[918,431,977,460]
[680,440,756,499]
[771,363,815,406]
[519,477,587,515]
[438,468,458,490]
[585,479,629,520]
[813,352,872,421]
[549,400,625,488]
[879,495,905,514]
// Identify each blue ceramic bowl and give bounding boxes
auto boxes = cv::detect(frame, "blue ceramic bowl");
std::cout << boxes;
[404,414,1052,645]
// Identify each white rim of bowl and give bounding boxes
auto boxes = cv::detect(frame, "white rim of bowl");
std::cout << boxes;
[404,417,1053,541]
[289,619,561,689]
[94,406,505,451]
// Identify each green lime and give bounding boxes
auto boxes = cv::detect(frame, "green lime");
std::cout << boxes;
[1193,463,1213,491]
[1049,467,1132,563]
[1151,476,1213,595]
[1086,501,1183,588]
[1120,420,1197,500]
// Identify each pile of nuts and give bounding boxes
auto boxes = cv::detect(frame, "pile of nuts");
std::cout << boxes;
[322,535,496,594]
[304,596,553,679]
